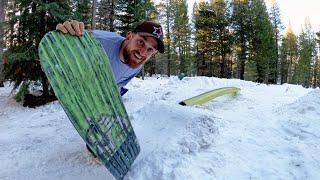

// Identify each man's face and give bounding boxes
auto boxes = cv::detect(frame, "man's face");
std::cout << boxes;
[122,32,158,68]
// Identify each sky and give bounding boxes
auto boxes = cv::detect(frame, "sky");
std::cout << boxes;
[156,0,320,35]
[264,0,320,34]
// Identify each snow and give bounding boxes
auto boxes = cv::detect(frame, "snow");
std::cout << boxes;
[1,76,320,180]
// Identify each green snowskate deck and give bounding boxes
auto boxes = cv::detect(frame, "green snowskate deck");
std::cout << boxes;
[179,87,240,106]
[39,31,140,179]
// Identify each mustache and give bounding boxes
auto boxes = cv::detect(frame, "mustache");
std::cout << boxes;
[123,49,145,68]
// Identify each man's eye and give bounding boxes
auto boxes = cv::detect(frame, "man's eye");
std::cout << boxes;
[138,40,143,46]
[147,48,153,52]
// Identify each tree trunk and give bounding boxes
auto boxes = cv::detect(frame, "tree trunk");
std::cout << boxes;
[178,36,184,74]
[167,41,171,77]
[91,0,97,29]
[219,55,225,78]
[39,4,50,97]
[165,2,171,77]
[0,0,8,84]
[109,0,115,32]
[275,32,281,84]
[0,0,8,51]
[287,55,292,83]
[238,39,246,80]
[41,71,49,96]
[141,66,145,80]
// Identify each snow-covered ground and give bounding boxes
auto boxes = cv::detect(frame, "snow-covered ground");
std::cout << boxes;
[1,76,319,180]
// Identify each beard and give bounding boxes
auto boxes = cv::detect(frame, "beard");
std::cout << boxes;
[122,46,146,69]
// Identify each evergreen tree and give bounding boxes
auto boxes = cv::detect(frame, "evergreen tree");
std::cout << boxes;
[115,0,157,36]
[4,0,72,105]
[210,0,233,78]
[314,32,320,87]
[314,57,320,87]
[195,1,214,76]
[157,0,175,76]
[0,0,8,56]
[73,0,92,28]
[316,31,320,48]
[250,0,277,83]
[269,0,282,83]
[97,0,116,31]
[189,1,199,76]
[0,0,8,86]
[4,0,16,47]
[115,0,130,35]
[292,20,316,87]
[97,0,109,30]
[231,0,251,80]
[0,0,7,54]
[279,25,298,84]
[172,0,192,74]
[92,0,97,29]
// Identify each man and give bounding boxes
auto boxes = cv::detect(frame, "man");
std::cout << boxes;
[56,20,164,95]
[56,20,164,160]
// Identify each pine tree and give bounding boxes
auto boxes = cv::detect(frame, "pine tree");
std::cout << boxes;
[92,0,97,29]
[195,1,214,76]
[73,0,92,28]
[115,0,130,35]
[231,0,251,80]
[314,57,320,87]
[292,20,316,87]
[4,0,72,105]
[172,0,192,74]
[250,0,277,83]
[157,0,175,76]
[0,0,8,86]
[316,31,320,48]
[269,0,282,84]
[0,0,7,54]
[279,25,298,84]
[97,0,116,31]
[4,0,16,47]
[97,0,108,30]
[189,1,199,76]
[115,0,157,36]
[210,0,233,78]
[314,32,320,87]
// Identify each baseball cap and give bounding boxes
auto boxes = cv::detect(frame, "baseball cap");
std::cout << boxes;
[133,21,165,53]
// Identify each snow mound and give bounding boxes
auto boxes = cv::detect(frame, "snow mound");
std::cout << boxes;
[284,89,320,116]
[274,89,320,179]
[276,89,320,135]
[127,102,222,179]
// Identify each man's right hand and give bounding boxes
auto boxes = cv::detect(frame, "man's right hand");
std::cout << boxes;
[56,20,84,36]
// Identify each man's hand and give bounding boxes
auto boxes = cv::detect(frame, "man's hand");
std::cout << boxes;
[56,20,84,36]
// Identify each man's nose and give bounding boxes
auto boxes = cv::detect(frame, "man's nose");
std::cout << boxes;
[139,46,147,56]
